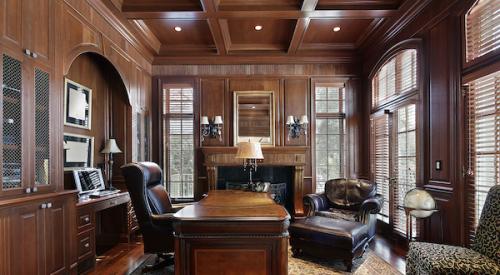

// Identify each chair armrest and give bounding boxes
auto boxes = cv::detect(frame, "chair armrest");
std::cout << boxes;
[303,193,330,217]
[360,194,384,215]
[151,213,176,228]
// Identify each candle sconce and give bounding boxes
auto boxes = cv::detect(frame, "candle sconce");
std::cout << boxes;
[285,115,308,140]
[201,115,223,142]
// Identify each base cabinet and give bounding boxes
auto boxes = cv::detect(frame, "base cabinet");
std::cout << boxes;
[0,192,76,275]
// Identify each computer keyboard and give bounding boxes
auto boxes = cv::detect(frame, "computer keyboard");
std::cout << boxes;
[89,189,120,198]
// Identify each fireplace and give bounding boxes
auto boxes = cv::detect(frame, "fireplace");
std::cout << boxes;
[202,146,307,216]
[218,166,294,213]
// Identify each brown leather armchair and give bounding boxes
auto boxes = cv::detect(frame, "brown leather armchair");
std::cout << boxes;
[303,178,383,241]
[121,162,182,271]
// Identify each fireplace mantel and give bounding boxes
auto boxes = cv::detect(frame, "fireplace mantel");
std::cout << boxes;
[201,146,308,216]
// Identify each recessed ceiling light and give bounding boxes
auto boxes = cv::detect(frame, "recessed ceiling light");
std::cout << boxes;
[333,26,341,32]
[254,25,263,31]
[174,26,182,32]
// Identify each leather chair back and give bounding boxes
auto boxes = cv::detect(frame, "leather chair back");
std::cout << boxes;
[471,185,500,264]
[121,162,174,253]
[325,179,376,209]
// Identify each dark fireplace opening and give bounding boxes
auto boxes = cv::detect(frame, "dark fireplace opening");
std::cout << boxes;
[217,166,294,214]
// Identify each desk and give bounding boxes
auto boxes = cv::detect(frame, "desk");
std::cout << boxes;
[75,192,135,273]
[173,190,290,275]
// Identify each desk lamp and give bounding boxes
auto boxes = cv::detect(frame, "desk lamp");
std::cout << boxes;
[235,141,263,191]
[101,138,122,191]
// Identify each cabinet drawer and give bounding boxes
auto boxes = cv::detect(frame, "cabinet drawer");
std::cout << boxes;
[77,207,94,232]
[77,230,94,261]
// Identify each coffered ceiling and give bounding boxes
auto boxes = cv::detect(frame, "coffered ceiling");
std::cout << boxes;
[108,0,406,64]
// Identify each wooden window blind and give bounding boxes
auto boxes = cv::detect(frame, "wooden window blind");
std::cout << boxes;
[163,87,194,199]
[466,0,500,62]
[465,70,500,243]
[371,114,390,223]
[315,85,346,193]
[372,49,417,108]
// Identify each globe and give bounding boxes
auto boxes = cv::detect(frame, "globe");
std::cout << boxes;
[404,188,437,218]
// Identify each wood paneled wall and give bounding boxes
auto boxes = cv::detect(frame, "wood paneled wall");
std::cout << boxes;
[360,0,471,246]
[153,63,363,201]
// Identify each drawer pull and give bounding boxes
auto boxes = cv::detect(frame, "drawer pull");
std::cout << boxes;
[47,203,52,208]
[84,243,89,248]
[40,203,47,209]
[84,217,90,223]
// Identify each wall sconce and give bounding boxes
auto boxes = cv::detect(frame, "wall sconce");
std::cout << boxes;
[201,115,223,142]
[286,115,308,140]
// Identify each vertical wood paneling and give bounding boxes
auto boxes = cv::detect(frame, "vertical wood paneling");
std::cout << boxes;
[428,20,451,183]
[200,79,226,146]
[284,79,308,146]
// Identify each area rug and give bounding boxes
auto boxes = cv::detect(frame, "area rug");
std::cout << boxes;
[130,248,401,275]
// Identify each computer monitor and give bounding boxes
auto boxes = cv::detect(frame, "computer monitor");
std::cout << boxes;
[73,168,105,196]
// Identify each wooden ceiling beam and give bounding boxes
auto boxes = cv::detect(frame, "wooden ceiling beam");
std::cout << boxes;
[123,9,398,20]
[201,0,228,55]
[288,18,310,54]
[288,0,317,54]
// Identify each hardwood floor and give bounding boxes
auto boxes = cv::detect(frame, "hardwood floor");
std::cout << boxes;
[89,235,406,274]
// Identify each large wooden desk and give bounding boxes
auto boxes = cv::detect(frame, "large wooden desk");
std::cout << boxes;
[173,190,290,275]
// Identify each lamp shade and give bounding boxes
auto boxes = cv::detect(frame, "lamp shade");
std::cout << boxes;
[286,115,295,125]
[201,116,209,125]
[403,188,437,218]
[213,115,223,124]
[300,115,309,124]
[101,139,122,154]
[235,142,264,159]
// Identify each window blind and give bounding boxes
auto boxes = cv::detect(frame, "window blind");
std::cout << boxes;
[466,0,500,62]
[163,87,195,199]
[371,114,390,223]
[372,49,417,108]
[465,70,500,244]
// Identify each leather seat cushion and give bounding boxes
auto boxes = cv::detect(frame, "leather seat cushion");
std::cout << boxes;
[289,216,369,250]
[316,209,358,222]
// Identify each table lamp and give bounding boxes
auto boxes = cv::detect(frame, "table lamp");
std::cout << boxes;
[235,141,263,190]
[101,138,122,190]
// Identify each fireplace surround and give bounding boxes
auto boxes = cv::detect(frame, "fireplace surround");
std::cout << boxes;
[202,146,307,216]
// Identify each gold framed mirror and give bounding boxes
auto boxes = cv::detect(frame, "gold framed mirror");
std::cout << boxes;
[233,91,275,146]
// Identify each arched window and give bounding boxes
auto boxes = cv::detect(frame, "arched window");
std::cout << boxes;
[372,49,417,108]
[465,0,499,62]
[370,44,420,237]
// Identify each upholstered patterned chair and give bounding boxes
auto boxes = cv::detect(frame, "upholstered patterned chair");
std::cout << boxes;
[406,185,500,274]
[303,178,383,241]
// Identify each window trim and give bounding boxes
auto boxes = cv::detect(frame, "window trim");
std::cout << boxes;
[311,78,349,193]
[154,76,200,203]
[368,39,424,238]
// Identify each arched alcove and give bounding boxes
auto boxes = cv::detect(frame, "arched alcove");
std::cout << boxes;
[63,52,132,187]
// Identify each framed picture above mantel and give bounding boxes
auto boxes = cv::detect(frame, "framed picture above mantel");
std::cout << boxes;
[64,78,92,129]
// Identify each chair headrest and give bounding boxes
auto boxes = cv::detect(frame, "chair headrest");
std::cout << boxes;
[139,162,163,187]
[325,178,376,207]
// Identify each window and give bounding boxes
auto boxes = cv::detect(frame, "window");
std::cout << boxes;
[372,49,417,108]
[464,0,500,245]
[315,85,346,193]
[465,0,500,62]
[465,71,500,241]
[162,86,194,199]
[370,46,419,237]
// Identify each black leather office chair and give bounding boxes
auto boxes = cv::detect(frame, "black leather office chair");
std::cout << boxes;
[121,162,181,271]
